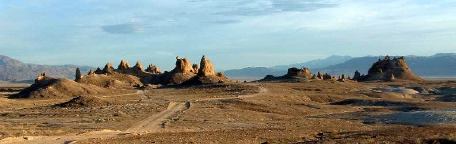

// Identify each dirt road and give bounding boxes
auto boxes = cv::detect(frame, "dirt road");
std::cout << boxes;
[0,85,266,144]
[0,101,190,144]
[125,101,190,134]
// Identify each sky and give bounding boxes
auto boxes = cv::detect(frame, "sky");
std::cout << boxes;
[0,0,455,70]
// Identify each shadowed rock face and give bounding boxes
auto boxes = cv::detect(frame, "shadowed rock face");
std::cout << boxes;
[353,70,361,81]
[361,56,422,81]
[102,63,115,74]
[94,68,103,74]
[133,61,144,71]
[118,60,130,71]
[286,67,312,79]
[198,56,216,77]
[75,68,82,81]
[146,65,161,74]
[192,64,199,74]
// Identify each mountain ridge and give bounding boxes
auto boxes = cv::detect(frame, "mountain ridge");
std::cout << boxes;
[0,55,92,82]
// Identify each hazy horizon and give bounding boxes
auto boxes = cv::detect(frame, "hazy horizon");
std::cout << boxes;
[1,0,456,70]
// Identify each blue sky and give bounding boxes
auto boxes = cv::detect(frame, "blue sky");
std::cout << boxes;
[0,0,455,70]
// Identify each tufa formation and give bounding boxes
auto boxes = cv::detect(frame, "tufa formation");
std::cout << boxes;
[354,56,422,81]
[286,67,312,79]
[146,64,161,74]
[198,55,216,77]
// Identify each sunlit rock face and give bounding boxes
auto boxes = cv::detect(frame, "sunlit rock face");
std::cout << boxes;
[361,56,422,81]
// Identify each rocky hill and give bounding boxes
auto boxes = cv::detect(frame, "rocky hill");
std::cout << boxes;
[355,56,423,81]
[0,55,92,82]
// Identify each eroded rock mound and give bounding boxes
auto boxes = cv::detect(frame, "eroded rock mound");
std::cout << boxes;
[358,56,423,81]
[260,67,313,81]
[11,73,108,99]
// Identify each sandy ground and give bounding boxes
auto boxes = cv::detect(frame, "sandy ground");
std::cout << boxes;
[1,81,456,143]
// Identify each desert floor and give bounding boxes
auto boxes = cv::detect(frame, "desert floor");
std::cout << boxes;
[1,80,456,143]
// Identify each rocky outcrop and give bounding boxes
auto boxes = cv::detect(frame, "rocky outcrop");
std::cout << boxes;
[337,74,347,82]
[102,63,115,74]
[35,73,49,84]
[153,55,228,85]
[260,67,313,81]
[198,55,216,77]
[353,70,361,81]
[357,56,423,81]
[317,72,324,80]
[94,68,103,74]
[323,73,332,80]
[75,68,82,82]
[77,55,227,86]
[156,56,198,85]
[133,61,144,72]
[286,67,312,79]
[173,57,194,74]
[87,69,95,75]
[117,60,130,71]
[146,65,161,74]
[16,55,228,99]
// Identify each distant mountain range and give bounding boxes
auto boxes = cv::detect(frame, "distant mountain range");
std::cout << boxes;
[224,53,456,80]
[0,55,92,82]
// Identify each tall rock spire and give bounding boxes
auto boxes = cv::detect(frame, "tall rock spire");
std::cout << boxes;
[75,68,82,82]
[198,55,216,76]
